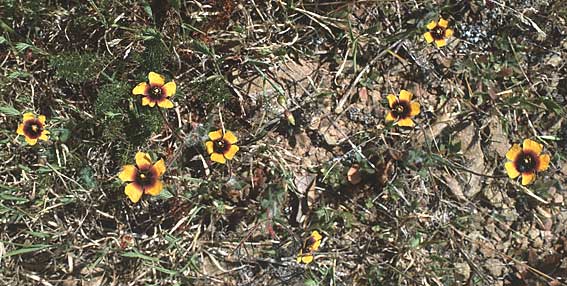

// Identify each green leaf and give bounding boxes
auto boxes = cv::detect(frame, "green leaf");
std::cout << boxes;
[0,105,20,116]
[26,231,51,239]
[148,264,179,276]
[157,188,173,200]
[3,244,52,257]
[55,128,71,143]
[121,250,159,262]
[410,233,422,248]
[0,192,28,202]
[143,3,153,19]
[14,42,32,53]
[191,40,213,56]
[304,279,318,286]
[8,71,31,79]
[79,166,97,189]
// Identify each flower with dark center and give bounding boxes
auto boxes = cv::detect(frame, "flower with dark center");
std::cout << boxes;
[423,18,454,48]
[16,112,50,145]
[385,90,421,127]
[297,230,323,264]
[205,129,240,164]
[132,72,176,108]
[118,152,166,203]
[505,139,550,185]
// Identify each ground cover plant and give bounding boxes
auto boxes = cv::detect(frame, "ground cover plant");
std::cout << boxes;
[1,0,567,285]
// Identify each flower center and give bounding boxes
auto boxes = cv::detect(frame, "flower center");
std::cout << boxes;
[24,120,43,138]
[136,170,154,186]
[391,101,410,119]
[432,26,445,40]
[150,86,163,99]
[515,152,537,173]
[213,139,230,154]
[304,237,316,251]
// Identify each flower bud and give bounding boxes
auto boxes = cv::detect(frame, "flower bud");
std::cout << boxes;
[284,110,295,126]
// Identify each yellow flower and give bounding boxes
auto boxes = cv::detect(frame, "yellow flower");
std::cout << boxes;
[423,18,454,48]
[16,112,50,145]
[297,230,323,264]
[205,129,240,164]
[118,152,166,203]
[132,72,176,108]
[385,90,420,127]
[504,139,550,186]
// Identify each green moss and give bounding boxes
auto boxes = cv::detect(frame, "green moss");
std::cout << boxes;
[141,38,169,71]
[50,53,108,84]
[131,29,170,71]
[193,76,231,106]
[95,82,128,140]
[125,107,163,146]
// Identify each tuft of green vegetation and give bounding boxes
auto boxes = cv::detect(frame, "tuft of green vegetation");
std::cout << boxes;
[49,53,108,84]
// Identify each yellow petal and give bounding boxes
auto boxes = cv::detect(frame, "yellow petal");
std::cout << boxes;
[523,139,542,156]
[144,180,163,196]
[397,118,415,127]
[39,132,49,141]
[309,232,322,251]
[521,172,536,186]
[125,183,143,203]
[208,130,223,141]
[385,111,396,122]
[298,253,314,264]
[25,137,38,145]
[444,28,454,38]
[410,102,420,116]
[537,154,550,172]
[311,240,321,252]
[141,96,152,106]
[133,82,149,95]
[23,112,35,121]
[153,159,166,177]
[17,124,24,135]
[399,90,412,102]
[387,94,397,108]
[224,145,239,160]
[223,131,238,144]
[311,230,323,241]
[119,165,138,182]
[211,153,226,164]
[435,39,447,48]
[205,141,214,154]
[38,115,46,125]
[438,18,449,28]
[162,81,176,97]
[506,144,522,161]
[157,99,174,108]
[505,162,520,179]
[426,20,437,30]
[148,72,165,87]
[423,32,434,43]
[135,152,152,169]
